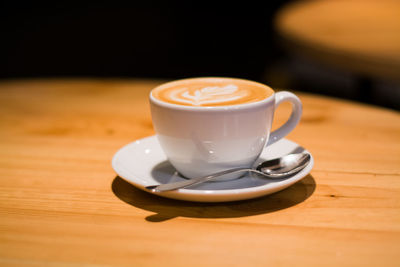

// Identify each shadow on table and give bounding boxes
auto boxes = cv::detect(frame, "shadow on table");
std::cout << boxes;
[111,175,316,222]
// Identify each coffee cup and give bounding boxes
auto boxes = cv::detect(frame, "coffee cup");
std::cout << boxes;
[149,77,302,179]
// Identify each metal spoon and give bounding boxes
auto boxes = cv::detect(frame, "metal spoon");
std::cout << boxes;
[146,152,311,192]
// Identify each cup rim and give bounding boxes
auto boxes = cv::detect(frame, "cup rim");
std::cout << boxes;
[149,77,275,112]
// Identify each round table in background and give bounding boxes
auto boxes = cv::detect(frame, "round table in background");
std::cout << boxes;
[275,0,400,80]
[275,0,400,105]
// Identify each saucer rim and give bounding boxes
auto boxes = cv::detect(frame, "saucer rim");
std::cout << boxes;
[111,135,314,202]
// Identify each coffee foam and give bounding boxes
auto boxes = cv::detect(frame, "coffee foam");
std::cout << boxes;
[152,78,274,107]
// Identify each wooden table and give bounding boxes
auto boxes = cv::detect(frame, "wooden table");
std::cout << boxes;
[275,0,400,80]
[1,79,399,266]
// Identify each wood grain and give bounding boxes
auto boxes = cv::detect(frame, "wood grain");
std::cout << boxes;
[0,79,399,266]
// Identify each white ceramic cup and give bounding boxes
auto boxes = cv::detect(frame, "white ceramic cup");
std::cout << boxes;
[149,78,302,179]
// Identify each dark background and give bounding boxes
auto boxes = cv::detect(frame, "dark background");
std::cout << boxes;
[1,2,286,80]
[1,1,399,110]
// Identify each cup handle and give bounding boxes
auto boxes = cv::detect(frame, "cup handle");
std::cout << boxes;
[266,91,302,146]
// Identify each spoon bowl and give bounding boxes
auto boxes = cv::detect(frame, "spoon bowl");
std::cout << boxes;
[146,152,311,192]
[256,152,311,177]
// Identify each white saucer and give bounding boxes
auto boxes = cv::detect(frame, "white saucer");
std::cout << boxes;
[112,135,314,202]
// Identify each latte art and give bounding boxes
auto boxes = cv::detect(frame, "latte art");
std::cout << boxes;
[152,78,274,107]
[169,84,248,106]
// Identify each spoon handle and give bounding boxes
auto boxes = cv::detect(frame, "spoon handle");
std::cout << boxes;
[146,168,252,192]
